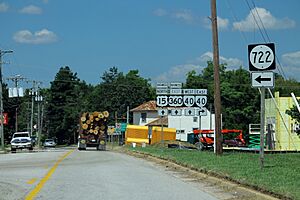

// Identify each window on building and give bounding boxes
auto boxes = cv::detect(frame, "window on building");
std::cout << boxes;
[141,113,147,123]
[176,130,185,135]
[193,117,198,122]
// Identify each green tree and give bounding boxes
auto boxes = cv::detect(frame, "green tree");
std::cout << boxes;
[45,66,82,144]
[275,74,300,97]
[90,67,155,123]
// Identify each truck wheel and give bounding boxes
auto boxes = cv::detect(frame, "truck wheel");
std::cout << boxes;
[29,147,33,151]
[11,148,16,153]
[195,142,204,151]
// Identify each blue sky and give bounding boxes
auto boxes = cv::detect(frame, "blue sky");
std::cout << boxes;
[0,0,299,88]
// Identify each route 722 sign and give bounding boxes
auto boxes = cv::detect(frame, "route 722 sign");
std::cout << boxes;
[248,43,276,71]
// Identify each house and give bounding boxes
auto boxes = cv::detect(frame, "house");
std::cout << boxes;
[131,101,215,141]
[265,91,300,151]
[130,101,158,126]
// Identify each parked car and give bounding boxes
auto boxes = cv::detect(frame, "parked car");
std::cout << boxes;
[44,139,56,148]
[11,138,33,152]
[12,132,31,139]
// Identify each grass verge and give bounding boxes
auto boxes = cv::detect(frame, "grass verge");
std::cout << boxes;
[127,146,300,200]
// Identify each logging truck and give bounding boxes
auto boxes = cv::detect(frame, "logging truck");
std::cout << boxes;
[78,111,109,150]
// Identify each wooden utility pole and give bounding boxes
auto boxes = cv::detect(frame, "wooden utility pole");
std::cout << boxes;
[210,0,223,155]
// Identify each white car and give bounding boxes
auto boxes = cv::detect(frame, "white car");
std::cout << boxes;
[44,139,56,148]
[10,132,33,152]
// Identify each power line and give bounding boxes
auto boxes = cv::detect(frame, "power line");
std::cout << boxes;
[225,0,248,44]
[245,0,288,80]
[245,0,267,42]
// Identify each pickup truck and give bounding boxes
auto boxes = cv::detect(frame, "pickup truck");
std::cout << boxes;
[10,132,33,152]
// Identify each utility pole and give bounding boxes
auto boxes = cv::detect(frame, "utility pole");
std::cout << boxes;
[0,50,13,151]
[35,83,43,148]
[7,75,26,132]
[210,0,223,155]
[27,80,42,137]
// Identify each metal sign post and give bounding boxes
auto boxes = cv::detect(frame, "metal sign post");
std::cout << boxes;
[248,43,276,169]
[260,88,265,169]
[161,116,164,147]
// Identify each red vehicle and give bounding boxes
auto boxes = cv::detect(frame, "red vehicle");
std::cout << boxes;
[193,129,246,150]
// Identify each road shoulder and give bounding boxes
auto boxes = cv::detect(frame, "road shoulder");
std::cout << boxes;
[119,148,280,200]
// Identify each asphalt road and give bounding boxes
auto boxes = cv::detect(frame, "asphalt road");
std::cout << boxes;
[0,147,220,200]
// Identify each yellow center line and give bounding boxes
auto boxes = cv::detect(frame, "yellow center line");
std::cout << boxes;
[25,149,75,200]
[27,178,37,185]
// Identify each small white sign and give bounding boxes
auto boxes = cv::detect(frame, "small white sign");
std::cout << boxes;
[157,83,169,88]
[182,89,195,95]
[170,89,182,95]
[251,72,274,88]
[158,109,168,116]
[156,88,169,95]
[184,108,195,116]
[170,82,182,89]
[171,109,182,116]
[195,89,208,95]
[195,107,207,116]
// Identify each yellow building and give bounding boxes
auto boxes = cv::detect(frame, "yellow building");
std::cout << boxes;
[265,91,300,151]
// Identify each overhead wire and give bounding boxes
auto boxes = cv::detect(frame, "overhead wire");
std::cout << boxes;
[245,0,267,43]
[225,0,248,45]
[246,0,288,80]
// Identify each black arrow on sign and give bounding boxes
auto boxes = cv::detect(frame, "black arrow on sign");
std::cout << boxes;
[255,76,271,83]
[188,110,192,115]
[161,110,165,115]
[175,110,179,115]
[199,109,205,114]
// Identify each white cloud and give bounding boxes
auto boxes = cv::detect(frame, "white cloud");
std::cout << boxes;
[154,64,203,82]
[282,51,300,67]
[154,52,243,82]
[0,2,9,12]
[233,7,295,32]
[20,5,42,15]
[172,9,195,24]
[153,8,201,25]
[153,8,167,17]
[153,8,229,29]
[192,52,243,69]
[204,16,229,30]
[13,29,58,44]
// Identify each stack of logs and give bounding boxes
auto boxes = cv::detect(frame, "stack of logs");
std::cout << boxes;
[80,111,109,136]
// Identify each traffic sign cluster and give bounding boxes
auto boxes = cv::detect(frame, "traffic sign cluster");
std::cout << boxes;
[156,82,208,116]
[248,43,275,88]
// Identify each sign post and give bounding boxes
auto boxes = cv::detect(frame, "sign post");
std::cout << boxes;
[260,87,265,169]
[248,43,276,169]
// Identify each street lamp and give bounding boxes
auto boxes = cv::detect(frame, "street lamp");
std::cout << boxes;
[0,50,13,151]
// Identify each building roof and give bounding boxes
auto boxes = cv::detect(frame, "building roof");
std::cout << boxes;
[145,116,168,126]
[130,100,157,112]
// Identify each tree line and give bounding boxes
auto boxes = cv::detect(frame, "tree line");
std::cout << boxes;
[3,62,300,144]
